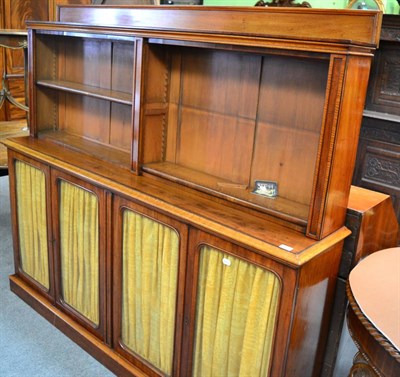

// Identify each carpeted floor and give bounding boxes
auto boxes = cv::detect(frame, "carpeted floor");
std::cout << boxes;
[0,175,115,377]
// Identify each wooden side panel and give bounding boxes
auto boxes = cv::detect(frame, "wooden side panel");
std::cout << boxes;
[307,55,347,239]
[347,186,399,259]
[284,240,343,377]
[319,55,373,239]
[140,44,169,165]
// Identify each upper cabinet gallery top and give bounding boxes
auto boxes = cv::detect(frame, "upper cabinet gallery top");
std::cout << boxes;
[55,6,382,49]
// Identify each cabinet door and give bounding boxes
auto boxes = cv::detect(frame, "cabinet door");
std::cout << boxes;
[183,229,296,377]
[8,151,54,300]
[113,195,188,377]
[51,170,107,340]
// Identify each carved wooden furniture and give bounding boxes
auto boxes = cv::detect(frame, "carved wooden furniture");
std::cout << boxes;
[353,14,400,225]
[322,185,399,376]
[0,30,29,176]
[347,247,400,376]
[3,6,382,377]
[0,30,28,113]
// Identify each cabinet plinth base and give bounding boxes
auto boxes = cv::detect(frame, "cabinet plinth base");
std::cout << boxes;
[9,274,146,377]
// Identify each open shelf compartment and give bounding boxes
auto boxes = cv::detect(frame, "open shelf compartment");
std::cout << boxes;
[32,32,136,167]
[141,44,331,226]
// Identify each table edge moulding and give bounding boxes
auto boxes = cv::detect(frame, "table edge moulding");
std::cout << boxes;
[347,247,400,376]
[4,5,383,377]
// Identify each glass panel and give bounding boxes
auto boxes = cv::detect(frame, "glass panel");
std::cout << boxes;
[193,245,280,377]
[121,209,179,376]
[59,180,99,326]
[15,160,49,289]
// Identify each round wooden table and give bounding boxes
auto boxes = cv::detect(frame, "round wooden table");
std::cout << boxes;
[347,247,400,376]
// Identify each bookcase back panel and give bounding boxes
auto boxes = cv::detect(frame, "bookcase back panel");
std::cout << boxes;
[110,42,135,95]
[176,109,255,184]
[178,49,260,118]
[256,56,328,133]
[252,122,320,207]
[35,91,132,152]
[60,39,114,89]
[109,103,133,151]
[60,95,112,142]
[251,56,329,206]
[168,49,259,184]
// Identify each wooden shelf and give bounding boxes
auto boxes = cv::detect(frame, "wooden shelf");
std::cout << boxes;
[143,161,309,225]
[36,79,133,105]
[39,130,131,168]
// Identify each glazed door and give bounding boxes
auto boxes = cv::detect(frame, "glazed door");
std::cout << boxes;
[113,195,188,377]
[183,229,296,377]
[51,169,107,340]
[7,151,54,300]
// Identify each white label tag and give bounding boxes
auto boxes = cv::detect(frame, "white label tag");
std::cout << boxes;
[279,244,293,252]
[222,257,231,266]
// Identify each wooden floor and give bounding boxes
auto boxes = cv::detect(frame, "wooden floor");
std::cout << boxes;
[0,119,29,171]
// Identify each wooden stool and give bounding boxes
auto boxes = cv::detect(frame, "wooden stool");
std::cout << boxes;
[347,247,400,376]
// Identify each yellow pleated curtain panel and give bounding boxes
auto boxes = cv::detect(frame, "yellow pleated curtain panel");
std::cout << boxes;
[15,160,49,289]
[121,209,179,376]
[59,180,99,326]
[193,246,281,377]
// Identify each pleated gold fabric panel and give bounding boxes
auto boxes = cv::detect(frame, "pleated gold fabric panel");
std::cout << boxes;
[59,180,99,326]
[121,209,179,376]
[15,160,50,289]
[193,246,280,377]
